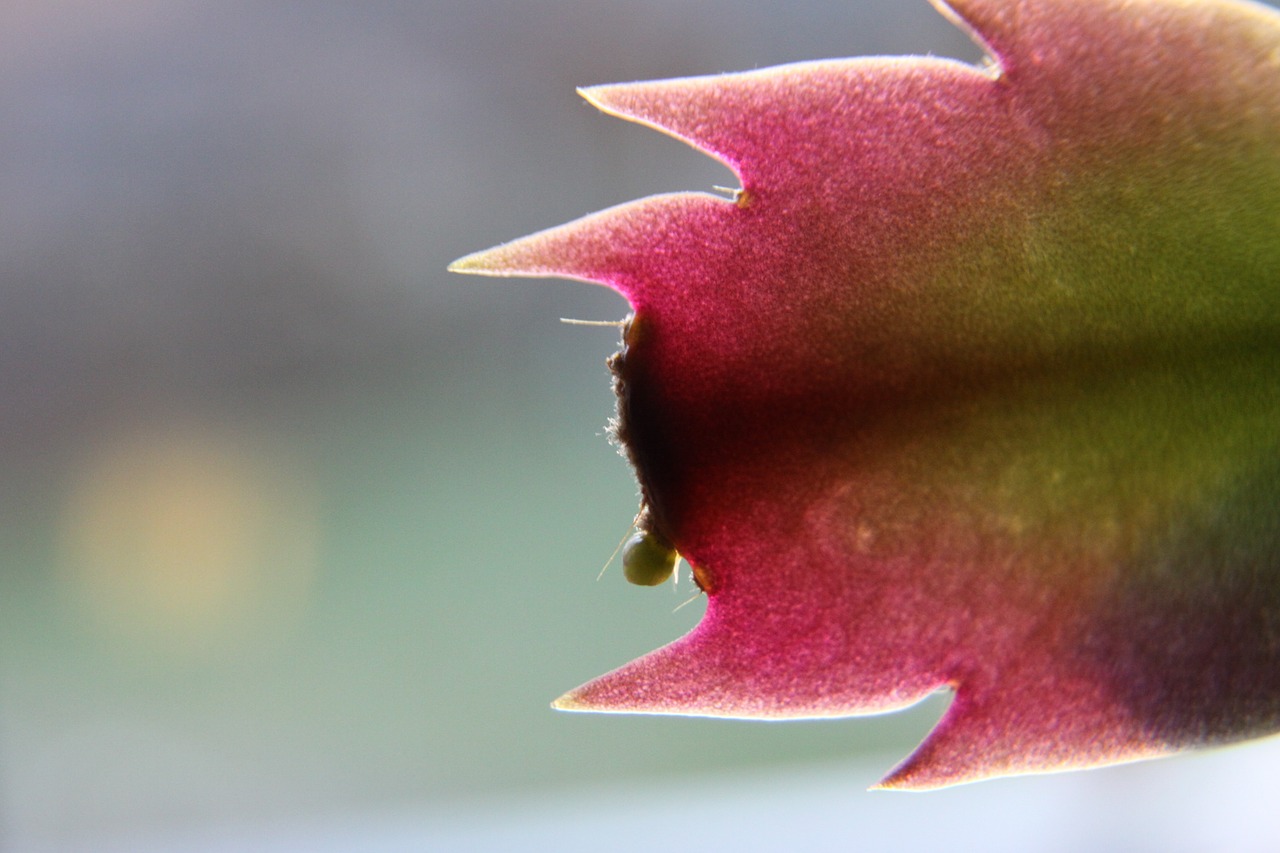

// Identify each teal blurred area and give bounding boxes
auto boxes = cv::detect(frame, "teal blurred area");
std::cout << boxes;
[1,1,1277,850]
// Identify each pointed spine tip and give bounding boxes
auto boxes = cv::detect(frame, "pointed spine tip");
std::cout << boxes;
[447,248,503,276]
[551,690,589,712]
[871,766,954,792]
[447,240,563,279]
[869,769,910,792]
[867,774,914,792]
[577,82,639,121]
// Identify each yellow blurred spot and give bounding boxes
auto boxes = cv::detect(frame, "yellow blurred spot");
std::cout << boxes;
[58,420,319,654]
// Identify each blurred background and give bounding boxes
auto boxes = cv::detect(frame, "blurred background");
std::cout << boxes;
[3,1,1279,850]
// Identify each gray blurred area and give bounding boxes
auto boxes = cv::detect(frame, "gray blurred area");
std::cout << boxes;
[2,1,1277,850]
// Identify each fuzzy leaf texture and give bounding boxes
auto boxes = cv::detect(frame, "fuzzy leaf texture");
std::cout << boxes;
[451,0,1280,788]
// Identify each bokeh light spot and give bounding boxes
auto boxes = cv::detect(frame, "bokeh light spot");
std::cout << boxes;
[57,419,320,654]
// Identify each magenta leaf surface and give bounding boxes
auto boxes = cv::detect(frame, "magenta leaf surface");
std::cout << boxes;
[453,0,1280,788]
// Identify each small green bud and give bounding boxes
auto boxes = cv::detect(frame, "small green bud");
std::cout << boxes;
[621,531,678,586]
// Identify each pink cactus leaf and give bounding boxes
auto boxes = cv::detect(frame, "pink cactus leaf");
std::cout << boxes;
[451,0,1280,788]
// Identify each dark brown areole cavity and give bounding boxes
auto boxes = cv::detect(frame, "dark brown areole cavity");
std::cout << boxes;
[607,312,716,595]
[606,313,668,540]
